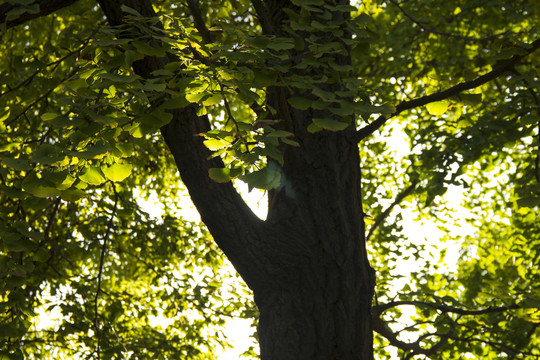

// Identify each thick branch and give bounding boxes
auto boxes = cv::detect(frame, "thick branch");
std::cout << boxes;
[96,0,265,288]
[250,0,275,35]
[0,0,79,30]
[186,0,212,43]
[356,38,540,141]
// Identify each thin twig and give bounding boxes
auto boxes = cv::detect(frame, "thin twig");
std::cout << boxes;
[367,179,418,241]
[93,182,119,360]
[373,300,520,316]
[388,0,512,43]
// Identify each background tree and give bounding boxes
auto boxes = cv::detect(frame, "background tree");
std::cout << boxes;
[0,0,539,359]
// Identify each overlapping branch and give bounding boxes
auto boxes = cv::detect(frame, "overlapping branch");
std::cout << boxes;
[388,0,512,43]
[372,300,523,358]
[366,179,418,241]
[0,0,79,30]
[356,38,540,142]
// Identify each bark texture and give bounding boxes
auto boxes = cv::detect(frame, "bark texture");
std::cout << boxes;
[95,0,376,359]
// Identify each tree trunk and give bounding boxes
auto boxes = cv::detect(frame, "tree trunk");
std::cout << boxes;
[251,109,375,359]
[95,1,376,359]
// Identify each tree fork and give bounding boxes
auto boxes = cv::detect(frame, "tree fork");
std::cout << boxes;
[95,0,377,359]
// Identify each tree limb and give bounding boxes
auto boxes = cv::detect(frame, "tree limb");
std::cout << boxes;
[96,0,266,289]
[356,38,540,142]
[250,0,275,35]
[0,0,79,30]
[186,0,213,44]
[372,311,448,357]
[372,300,522,357]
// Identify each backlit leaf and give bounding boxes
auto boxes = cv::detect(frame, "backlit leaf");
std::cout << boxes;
[426,101,449,116]
[79,166,106,185]
[102,163,133,182]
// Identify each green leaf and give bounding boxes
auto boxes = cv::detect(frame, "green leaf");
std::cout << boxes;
[98,73,140,83]
[204,139,228,151]
[32,247,50,262]
[60,189,87,201]
[79,166,106,185]
[42,170,76,190]
[266,130,295,138]
[3,235,35,253]
[307,123,322,133]
[312,118,349,131]
[132,40,167,57]
[41,112,59,121]
[291,0,324,6]
[239,168,281,190]
[312,87,336,102]
[186,93,206,103]
[202,94,222,106]
[74,142,110,160]
[267,40,295,51]
[31,144,65,165]
[459,93,482,105]
[102,163,133,182]
[253,70,278,86]
[516,197,540,208]
[21,173,61,198]
[142,82,167,92]
[519,115,540,126]
[287,97,312,110]
[160,96,189,109]
[0,142,20,152]
[2,158,32,171]
[426,101,449,116]
[280,138,300,147]
[208,168,241,183]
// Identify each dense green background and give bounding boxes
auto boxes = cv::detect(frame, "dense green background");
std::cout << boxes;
[0,0,539,358]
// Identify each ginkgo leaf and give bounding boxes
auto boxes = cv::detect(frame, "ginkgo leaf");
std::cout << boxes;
[239,168,281,190]
[426,101,449,116]
[21,173,61,198]
[204,139,228,151]
[288,97,312,110]
[208,168,237,183]
[312,118,349,131]
[79,166,106,185]
[202,94,222,106]
[102,163,133,182]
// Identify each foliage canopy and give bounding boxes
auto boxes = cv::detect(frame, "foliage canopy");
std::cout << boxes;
[0,0,539,359]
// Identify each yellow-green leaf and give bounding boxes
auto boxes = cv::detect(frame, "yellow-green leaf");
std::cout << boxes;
[208,167,242,183]
[80,166,106,185]
[102,163,133,182]
[202,94,222,106]
[204,139,228,151]
[426,101,449,116]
